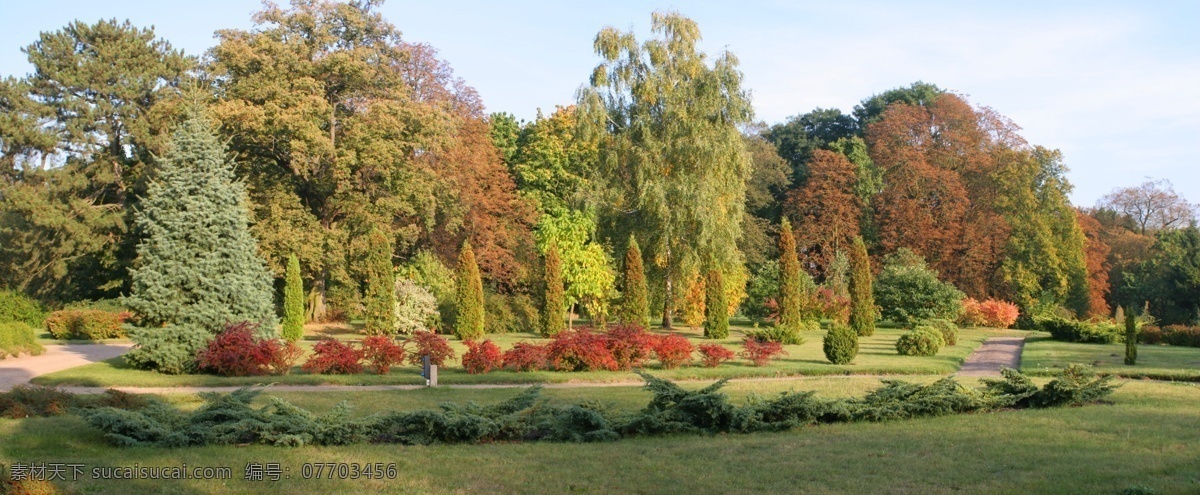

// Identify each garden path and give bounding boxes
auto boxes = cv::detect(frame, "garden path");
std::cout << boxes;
[0,344,133,391]
[955,336,1025,377]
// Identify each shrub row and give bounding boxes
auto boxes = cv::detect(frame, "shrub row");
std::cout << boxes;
[1139,325,1200,348]
[1039,317,1121,344]
[196,322,301,376]
[0,290,47,327]
[0,322,44,359]
[45,309,131,340]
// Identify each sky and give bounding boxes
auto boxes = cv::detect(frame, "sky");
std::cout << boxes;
[1,0,1197,206]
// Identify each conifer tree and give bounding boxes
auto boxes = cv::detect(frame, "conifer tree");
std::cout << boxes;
[363,228,396,335]
[1124,307,1137,365]
[823,322,859,364]
[455,241,485,340]
[620,236,649,327]
[282,254,304,341]
[704,269,729,339]
[778,217,803,342]
[541,244,566,336]
[125,114,276,334]
[849,236,876,337]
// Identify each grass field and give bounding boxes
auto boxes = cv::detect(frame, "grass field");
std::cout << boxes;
[1021,334,1200,381]
[1,377,1196,494]
[30,326,1018,388]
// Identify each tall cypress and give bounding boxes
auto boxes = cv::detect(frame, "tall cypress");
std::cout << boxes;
[704,269,729,339]
[541,244,565,336]
[1124,307,1137,366]
[362,228,396,335]
[848,236,876,337]
[620,236,649,327]
[455,241,485,340]
[282,254,304,341]
[778,217,802,341]
[125,114,276,334]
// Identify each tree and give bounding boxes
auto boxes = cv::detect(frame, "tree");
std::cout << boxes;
[873,249,965,328]
[740,129,791,266]
[785,150,863,275]
[282,254,304,342]
[1077,211,1112,318]
[1131,226,1200,325]
[541,244,566,336]
[823,323,858,365]
[852,81,944,129]
[619,236,649,327]
[362,228,396,335]
[1124,307,1137,366]
[455,242,485,340]
[124,114,277,334]
[704,269,729,339]
[579,11,753,329]
[766,107,856,182]
[1098,179,1196,235]
[777,217,803,342]
[848,236,876,337]
[534,211,615,326]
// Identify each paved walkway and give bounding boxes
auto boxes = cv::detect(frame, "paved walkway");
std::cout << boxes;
[956,336,1025,377]
[0,344,132,391]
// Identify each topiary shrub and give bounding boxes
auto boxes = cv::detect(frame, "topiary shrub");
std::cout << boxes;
[619,236,650,327]
[303,339,363,375]
[895,327,944,356]
[928,318,958,346]
[546,329,617,372]
[361,335,406,374]
[503,342,549,372]
[0,322,44,359]
[125,324,213,375]
[0,290,46,327]
[697,343,736,368]
[652,334,695,369]
[455,242,486,340]
[847,236,876,337]
[45,309,131,340]
[740,336,787,366]
[463,340,504,374]
[874,249,965,328]
[196,322,301,376]
[405,330,455,367]
[541,244,566,337]
[822,323,858,365]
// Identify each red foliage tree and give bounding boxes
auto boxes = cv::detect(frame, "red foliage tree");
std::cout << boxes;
[405,330,456,367]
[785,149,862,275]
[1076,210,1112,318]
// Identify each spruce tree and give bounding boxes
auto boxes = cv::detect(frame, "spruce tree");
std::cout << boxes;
[282,254,304,341]
[704,269,729,339]
[823,322,859,365]
[778,217,803,342]
[455,241,485,340]
[1124,307,1137,365]
[541,244,566,336]
[620,236,650,327]
[125,114,277,334]
[849,236,876,337]
[362,228,396,335]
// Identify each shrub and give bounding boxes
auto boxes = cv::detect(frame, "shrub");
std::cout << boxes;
[1162,325,1200,347]
[742,261,780,323]
[740,336,787,366]
[455,242,486,340]
[196,322,302,376]
[816,286,850,324]
[363,228,397,335]
[874,249,964,327]
[749,322,810,345]
[541,244,566,337]
[503,342,549,371]
[303,339,363,374]
[703,269,729,339]
[0,322,44,359]
[463,340,504,374]
[1138,325,1164,345]
[0,385,74,419]
[652,334,695,369]
[606,324,656,370]
[978,299,1020,328]
[361,336,406,374]
[405,330,455,367]
[1039,317,1120,344]
[125,324,213,375]
[394,278,439,335]
[928,318,958,346]
[619,236,650,327]
[848,236,876,337]
[958,298,987,327]
[281,254,305,342]
[895,327,944,356]
[822,323,858,365]
[45,309,130,340]
[697,343,736,368]
[1124,310,1137,365]
[0,289,46,327]
[546,329,618,372]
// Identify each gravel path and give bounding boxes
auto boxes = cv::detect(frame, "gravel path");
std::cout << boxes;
[956,336,1025,377]
[0,344,132,391]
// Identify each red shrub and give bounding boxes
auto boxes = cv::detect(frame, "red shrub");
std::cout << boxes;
[957,298,986,327]
[740,336,787,366]
[302,339,364,374]
[652,334,695,369]
[605,324,656,370]
[697,343,736,368]
[463,340,504,374]
[405,330,456,366]
[546,329,618,371]
[978,299,1019,328]
[816,287,850,323]
[1162,325,1200,347]
[503,342,549,371]
[196,322,300,376]
[362,336,406,374]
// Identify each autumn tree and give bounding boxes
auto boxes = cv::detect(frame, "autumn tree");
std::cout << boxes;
[785,149,863,275]
[619,236,650,327]
[1098,179,1196,235]
[1075,211,1112,318]
[535,211,615,327]
[740,128,791,267]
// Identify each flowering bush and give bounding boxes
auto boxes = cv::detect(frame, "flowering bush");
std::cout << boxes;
[652,334,695,369]
[978,299,1020,328]
[362,336,406,374]
[196,322,301,376]
[503,342,549,371]
[463,340,504,374]
[740,336,787,366]
[303,339,364,374]
[405,330,455,367]
[605,324,656,370]
[697,343,736,368]
[546,329,618,371]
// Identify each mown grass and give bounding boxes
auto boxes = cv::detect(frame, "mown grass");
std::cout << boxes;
[0,377,1196,494]
[31,326,1018,388]
[1021,334,1200,381]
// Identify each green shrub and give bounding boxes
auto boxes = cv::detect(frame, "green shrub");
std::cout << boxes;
[1038,317,1120,344]
[281,254,305,342]
[895,327,944,356]
[484,292,540,334]
[822,323,858,365]
[848,236,876,337]
[742,261,780,324]
[45,309,131,340]
[125,325,213,375]
[0,289,46,327]
[0,322,44,359]
[874,249,964,327]
[703,269,729,339]
[927,318,958,346]
[749,321,811,345]
[394,278,439,334]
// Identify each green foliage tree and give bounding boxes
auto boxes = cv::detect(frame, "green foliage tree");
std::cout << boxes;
[852,81,944,128]
[455,242,485,340]
[874,249,965,328]
[1127,226,1200,325]
[823,323,859,365]
[281,254,304,342]
[541,244,566,336]
[620,236,649,327]
[535,211,615,326]
[704,269,729,339]
[777,217,803,341]
[363,228,396,335]
[1123,307,1137,365]
[124,114,277,335]
[848,237,876,336]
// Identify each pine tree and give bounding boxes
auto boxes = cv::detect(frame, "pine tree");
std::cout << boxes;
[362,228,396,335]
[541,244,565,336]
[778,217,803,342]
[1124,307,1137,365]
[125,114,277,334]
[704,269,729,339]
[848,236,876,337]
[282,254,304,341]
[620,236,649,327]
[455,241,485,340]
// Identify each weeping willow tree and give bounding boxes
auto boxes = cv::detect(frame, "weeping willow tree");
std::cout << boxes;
[578,11,753,329]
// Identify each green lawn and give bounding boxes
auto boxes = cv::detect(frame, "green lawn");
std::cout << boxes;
[31,326,1019,388]
[1022,334,1200,381]
[1,377,1196,494]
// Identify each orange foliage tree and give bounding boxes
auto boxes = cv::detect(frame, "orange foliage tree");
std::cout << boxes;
[785,150,862,276]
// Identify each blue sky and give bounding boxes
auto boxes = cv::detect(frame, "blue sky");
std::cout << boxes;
[2,0,1197,206]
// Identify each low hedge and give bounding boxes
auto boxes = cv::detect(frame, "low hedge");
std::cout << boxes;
[45,309,131,340]
[1139,325,1200,347]
[1039,317,1121,344]
[0,322,44,359]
